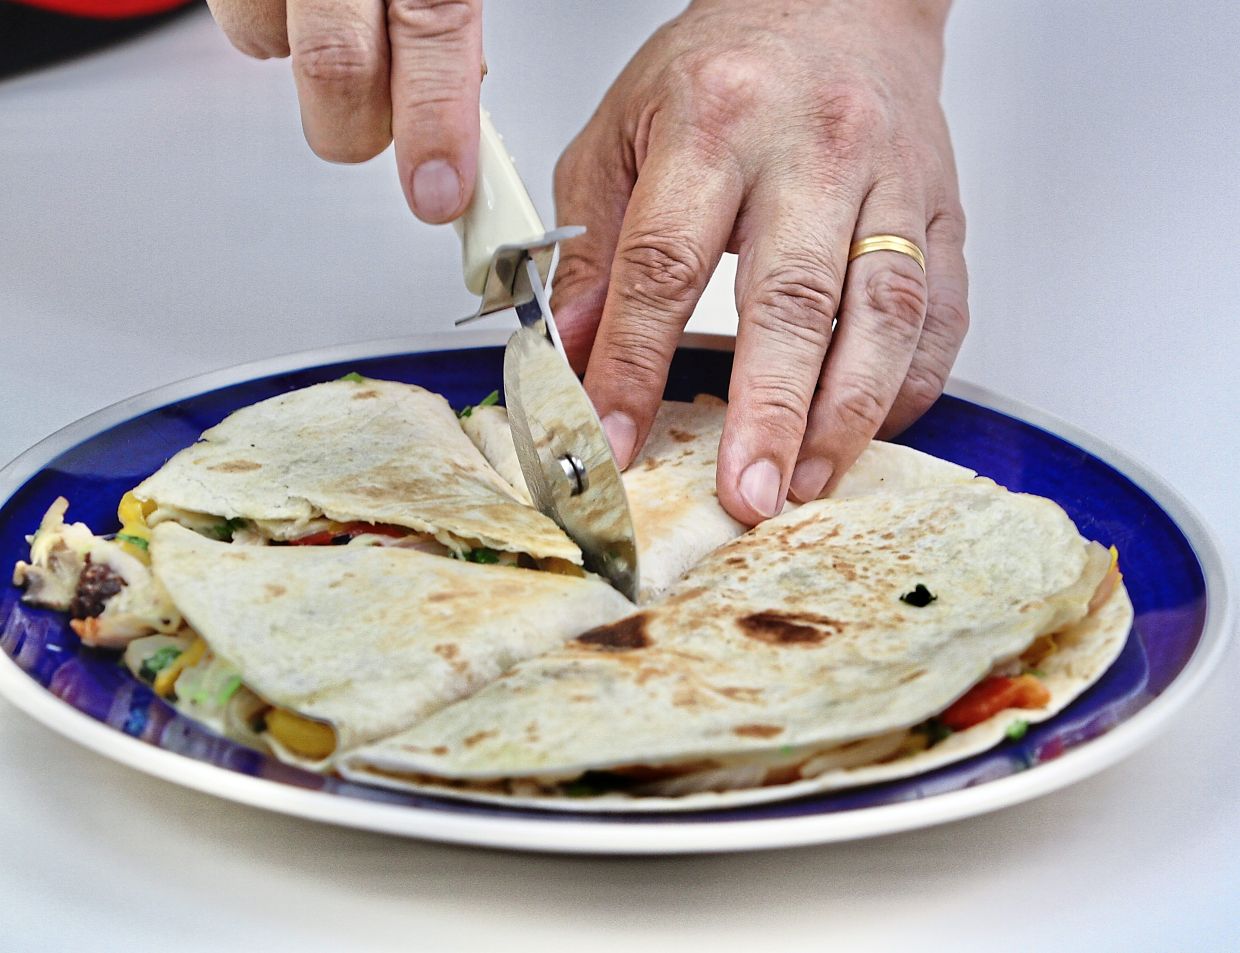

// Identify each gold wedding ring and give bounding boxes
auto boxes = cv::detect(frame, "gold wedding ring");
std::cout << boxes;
[848,235,926,274]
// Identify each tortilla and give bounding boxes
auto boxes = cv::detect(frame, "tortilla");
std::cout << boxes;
[463,396,975,601]
[339,481,1122,805]
[459,405,532,506]
[134,378,579,562]
[148,522,633,767]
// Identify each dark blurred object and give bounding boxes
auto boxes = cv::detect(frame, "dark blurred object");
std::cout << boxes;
[0,0,198,80]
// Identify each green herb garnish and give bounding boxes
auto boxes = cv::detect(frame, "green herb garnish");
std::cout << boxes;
[464,547,501,564]
[900,583,938,607]
[138,646,182,683]
[216,674,244,706]
[338,371,366,383]
[1005,719,1030,741]
[206,517,248,542]
[1022,666,1047,678]
[457,390,500,418]
[116,533,149,551]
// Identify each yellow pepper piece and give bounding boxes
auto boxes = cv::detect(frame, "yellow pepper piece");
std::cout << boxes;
[154,636,206,698]
[537,557,587,577]
[116,491,154,563]
[118,491,154,526]
[264,709,337,760]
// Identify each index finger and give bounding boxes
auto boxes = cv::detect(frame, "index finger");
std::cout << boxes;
[582,130,742,468]
[388,0,483,223]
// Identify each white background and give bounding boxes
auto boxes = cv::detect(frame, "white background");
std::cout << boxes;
[1,2,1237,951]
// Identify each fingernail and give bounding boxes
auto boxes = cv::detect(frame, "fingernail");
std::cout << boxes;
[601,412,637,470]
[739,459,783,519]
[788,458,833,503]
[411,159,462,222]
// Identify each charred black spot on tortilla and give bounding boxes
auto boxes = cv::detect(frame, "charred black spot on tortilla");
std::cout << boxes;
[738,611,841,645]
[900,583,938,607]
[208,460,262,472]
[69,556,126,619]
[732,723,785,738]
[575,614,650,651]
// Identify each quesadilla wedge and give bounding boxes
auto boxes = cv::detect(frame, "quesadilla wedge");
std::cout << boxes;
[122,522,633,768]
[338,481,1129,809]
[133,378,580,564]
[463,396,976,601]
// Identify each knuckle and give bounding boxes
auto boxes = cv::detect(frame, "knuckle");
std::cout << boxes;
[811,83,888,155]
[748,263,841,348]
[293,34,377,89]
[928,290,970,341]
[899,364,949,418]
[214,21,288,59]
[613,230,709,310]
[388,0,475,40]
[932,206,968,248]
[596,327,672,390]
[862,268,928,335]
[678,51,765,132]
[830,375,890,437]
[740,377,811,443]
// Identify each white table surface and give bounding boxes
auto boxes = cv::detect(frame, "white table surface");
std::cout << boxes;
[1,3,1237,951]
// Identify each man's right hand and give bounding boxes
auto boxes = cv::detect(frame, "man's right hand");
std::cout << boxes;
[206,0,484,224]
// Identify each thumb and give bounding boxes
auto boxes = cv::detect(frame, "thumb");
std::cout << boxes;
[550,126,635,373]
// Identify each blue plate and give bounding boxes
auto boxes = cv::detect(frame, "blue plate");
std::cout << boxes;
[0,333,1230,853]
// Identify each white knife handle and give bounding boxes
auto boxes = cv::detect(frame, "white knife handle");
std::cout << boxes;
[453,108,547,296]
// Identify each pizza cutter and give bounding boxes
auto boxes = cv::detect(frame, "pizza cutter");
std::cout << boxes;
[453,109,639,601]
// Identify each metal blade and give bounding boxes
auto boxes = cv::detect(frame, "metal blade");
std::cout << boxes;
[504,261,639,601]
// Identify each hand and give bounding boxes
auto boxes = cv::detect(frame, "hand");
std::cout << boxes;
[205,0,484,223]
[552,0,969,525]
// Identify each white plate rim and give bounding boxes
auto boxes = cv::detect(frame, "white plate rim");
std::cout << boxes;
[0,330,1232,856]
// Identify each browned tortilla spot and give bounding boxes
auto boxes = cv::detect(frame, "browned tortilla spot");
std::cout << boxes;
[264,583,286,598]
[208,460,262,472]
[733,723,785,738]
[463,730,496,748]
[714,685,763,703]
[433,642,459,660]
[575,613,650,651]
[352,389,380,400]
[898,668,927,683]
[431,746,449,756]
[668,427,695,443]
[738,611,842,645]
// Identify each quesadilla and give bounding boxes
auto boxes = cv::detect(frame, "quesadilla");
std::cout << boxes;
[463,396,976,601]
[338,480,1128,808]
[133,378,579,564]
[117,522,633,767]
